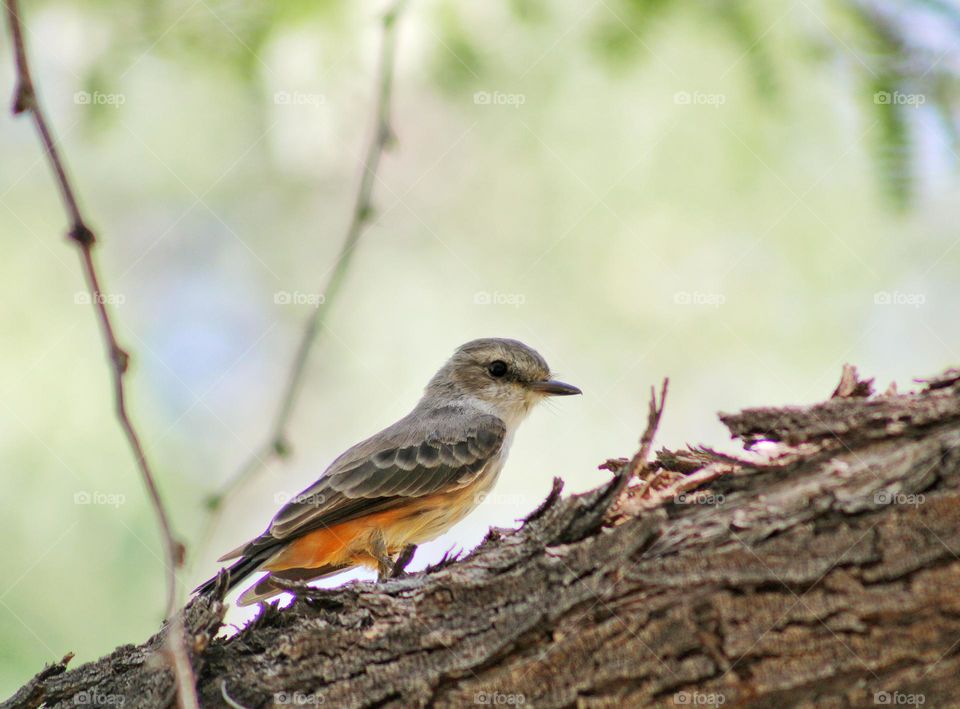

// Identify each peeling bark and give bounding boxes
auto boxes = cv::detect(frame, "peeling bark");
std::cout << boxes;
[6,369,960,709]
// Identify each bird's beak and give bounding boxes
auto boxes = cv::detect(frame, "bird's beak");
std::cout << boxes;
[529,379,582,396]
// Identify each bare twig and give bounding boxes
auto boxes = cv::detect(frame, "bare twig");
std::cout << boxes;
[4,1,198,706]
[204,0,408,515]
[626,378,669,485]
[629,379,669,499]
[521,477,565,524]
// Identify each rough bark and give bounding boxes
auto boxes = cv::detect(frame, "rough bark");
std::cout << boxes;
[6,368,960,709]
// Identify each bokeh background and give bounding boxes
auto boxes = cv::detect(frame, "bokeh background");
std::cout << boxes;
[3,0,960,696]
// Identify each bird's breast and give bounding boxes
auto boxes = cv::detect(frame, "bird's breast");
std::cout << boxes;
[392,453,508,546]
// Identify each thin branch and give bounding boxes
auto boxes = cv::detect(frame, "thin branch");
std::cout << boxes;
[204,0,408,513]
[3,1,198,707]
[627,378,670,485]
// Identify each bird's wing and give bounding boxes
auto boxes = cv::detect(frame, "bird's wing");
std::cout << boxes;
[253,406,506,547]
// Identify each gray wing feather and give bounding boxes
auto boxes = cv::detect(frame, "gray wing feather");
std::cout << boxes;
[265,406,505,541]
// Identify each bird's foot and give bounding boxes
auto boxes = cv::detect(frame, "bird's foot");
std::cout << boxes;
[390,544,418,578]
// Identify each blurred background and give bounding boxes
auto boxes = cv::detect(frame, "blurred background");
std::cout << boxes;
[2,0,960,696]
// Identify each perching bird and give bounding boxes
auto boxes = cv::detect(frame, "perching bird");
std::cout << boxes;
[195,338,581,605]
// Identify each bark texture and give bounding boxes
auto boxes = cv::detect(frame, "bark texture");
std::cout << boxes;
[6,368,960,709]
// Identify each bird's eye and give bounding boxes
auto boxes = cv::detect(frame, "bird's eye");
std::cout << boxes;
[488,360,508,378]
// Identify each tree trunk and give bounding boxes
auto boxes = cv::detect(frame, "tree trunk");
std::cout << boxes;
[6,368,960,709]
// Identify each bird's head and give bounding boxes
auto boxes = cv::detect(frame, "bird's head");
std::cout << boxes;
[425,338,580,424]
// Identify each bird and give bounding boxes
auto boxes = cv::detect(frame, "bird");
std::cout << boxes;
[195,337,581,605]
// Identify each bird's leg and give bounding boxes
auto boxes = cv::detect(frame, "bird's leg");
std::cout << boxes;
[390,544,418,578]
[370,531,394,580]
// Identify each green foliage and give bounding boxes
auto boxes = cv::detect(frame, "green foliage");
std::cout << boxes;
[419,0,960,209]
[55,0,959,207]
[430,3,485,93]
[508,0,550,25]
[588,0,674,70]
[714,0,779,101]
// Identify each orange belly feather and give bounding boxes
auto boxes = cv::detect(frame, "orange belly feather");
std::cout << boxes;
[263,483,485,573]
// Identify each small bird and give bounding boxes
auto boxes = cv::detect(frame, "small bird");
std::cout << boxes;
[195,338,580,605]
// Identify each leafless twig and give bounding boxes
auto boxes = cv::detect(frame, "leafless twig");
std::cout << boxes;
[204,0,408,516]
[627,378,669,488]
[3,1,198,706]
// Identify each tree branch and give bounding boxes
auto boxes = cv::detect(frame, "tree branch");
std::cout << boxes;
[627,377,669,482]
[3,1,196,706]
[10,367,960,707]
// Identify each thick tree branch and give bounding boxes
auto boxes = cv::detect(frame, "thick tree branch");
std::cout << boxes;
[10,367,960,708]
[3,1,196,706]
